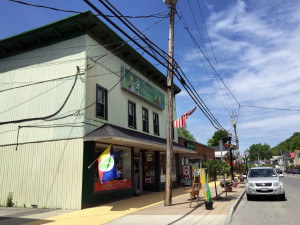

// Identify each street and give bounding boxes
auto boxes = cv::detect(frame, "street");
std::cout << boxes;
[231,175,300,225]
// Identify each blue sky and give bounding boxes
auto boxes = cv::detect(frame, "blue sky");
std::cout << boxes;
[1,0,300,153]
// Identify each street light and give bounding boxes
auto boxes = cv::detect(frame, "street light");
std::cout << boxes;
[228,133,234,180]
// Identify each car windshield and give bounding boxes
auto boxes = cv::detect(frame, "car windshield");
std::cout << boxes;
[248,169,277,177]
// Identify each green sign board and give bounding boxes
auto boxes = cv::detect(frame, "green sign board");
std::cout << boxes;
[187,142,195,150]
[122,68,165,109]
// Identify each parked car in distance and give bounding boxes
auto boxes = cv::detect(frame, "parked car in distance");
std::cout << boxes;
[244,167,285,201]
[292,169,300,174]
[275,168,282,174]
[287,168,293,174]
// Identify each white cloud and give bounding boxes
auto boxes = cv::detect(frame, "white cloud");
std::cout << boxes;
[177,0,300,150]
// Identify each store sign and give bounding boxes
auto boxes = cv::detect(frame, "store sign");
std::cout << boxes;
[186,142,195,150]
[147,153,152,162]
[183,166,191,186]
[94,179,131,192]
[121,68,165,109]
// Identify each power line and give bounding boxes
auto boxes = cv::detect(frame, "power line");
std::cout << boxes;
[240,104,300,112]
[8,0,169,18]
[85,0,225,130]
[176,5,232,117]
[0,67,80,125]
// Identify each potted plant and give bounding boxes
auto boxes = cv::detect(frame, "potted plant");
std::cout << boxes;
[225,180,233,192]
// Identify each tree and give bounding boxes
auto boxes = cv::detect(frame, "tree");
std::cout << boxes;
[203,160,230,199]
[247,143,272,162]
[207,130,228,146]
[177,127,196,141]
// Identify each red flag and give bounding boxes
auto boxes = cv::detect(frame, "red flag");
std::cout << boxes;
[173,106,196,127]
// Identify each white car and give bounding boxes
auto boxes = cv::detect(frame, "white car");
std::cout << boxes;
[244,167,285,201]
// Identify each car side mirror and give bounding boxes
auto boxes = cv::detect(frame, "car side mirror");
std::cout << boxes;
[242,175,247,178]
[279,174,284,178]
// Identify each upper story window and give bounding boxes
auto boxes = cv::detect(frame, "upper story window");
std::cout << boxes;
[128,101,136,129]
[96,85,107,120]
[153,112,159,136]
[142,107,149,133]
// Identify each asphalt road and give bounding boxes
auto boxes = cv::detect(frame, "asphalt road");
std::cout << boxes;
[231,174,300,225]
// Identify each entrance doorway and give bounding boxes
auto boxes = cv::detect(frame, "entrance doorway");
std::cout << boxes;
[134,149,142,195]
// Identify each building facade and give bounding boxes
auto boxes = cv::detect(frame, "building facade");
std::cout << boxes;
[178,137,215,177]
[0,11,194,209]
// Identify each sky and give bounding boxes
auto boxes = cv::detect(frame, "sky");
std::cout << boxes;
[1,0,300,153]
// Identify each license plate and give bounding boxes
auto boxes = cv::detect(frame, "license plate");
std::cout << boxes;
[261,188,268,191]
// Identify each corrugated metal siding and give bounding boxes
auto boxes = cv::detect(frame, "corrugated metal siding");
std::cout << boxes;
[0,36,87,146]
[84,35,178,141]
[0,139,83,209]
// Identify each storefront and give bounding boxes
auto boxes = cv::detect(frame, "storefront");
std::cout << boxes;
[82,124,194,207]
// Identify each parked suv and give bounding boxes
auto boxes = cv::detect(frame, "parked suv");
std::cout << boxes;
[275,168,282,174]
[244,167,285,201]
[287,168,293,174]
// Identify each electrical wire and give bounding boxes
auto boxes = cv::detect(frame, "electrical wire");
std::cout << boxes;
[85,0,225,130]
[8,0,169,18]
[240,104,300,112]
[0,67,80,125]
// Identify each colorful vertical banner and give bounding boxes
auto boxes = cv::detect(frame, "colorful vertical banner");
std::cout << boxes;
[199,168,211,202]
[98,145,120,184]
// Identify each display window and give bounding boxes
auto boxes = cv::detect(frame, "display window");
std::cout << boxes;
[144,152,155,184]
[160,153,177,182]
[94,144,132,192]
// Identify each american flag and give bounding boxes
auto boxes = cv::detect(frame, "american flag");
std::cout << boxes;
[173,106,197,127]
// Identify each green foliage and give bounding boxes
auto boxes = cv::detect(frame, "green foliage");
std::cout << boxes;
[207,130,228,146]
[203,160,230,177]
[6,192,14,207]
[270,132,300,155]
[177,127,196,141]
[247,143,272,162]
[260,163,266,167]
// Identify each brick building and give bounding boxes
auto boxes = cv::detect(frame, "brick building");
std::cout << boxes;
[178,137,215,177]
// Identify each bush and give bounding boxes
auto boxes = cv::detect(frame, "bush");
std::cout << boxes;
[6,192,14,207]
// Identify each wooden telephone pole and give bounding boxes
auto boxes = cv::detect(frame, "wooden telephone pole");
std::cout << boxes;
[164,0,177,206]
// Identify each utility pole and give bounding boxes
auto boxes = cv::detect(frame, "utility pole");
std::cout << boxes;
[228,132,234,180]
[164,0,177,206]
[219,140,227,197]
[231,112,242,164]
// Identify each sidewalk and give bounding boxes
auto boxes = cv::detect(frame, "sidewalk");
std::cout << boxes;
[0,181,244,225]
[14,181,244,225]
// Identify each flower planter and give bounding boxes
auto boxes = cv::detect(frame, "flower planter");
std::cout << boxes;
[205,201,213,210]
[225,184,232,192]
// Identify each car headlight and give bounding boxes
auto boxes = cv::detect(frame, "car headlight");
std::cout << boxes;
[248,182,255,187]
[273,182,280,186]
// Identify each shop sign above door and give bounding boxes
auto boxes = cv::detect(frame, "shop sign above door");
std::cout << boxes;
[121,67,165,109]
[186,142,195,150]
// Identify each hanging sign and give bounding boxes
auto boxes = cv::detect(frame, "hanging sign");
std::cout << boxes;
[121,67,165,109]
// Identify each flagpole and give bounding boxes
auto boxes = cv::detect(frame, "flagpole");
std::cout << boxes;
[88,145,113,169]
[88,157,99,169]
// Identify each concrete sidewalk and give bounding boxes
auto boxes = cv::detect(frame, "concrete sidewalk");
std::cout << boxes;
[1,181,245,225]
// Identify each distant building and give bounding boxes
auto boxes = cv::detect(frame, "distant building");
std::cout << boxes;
[282,152,294,167]
[294,150,300,166]
[178,137,215,176]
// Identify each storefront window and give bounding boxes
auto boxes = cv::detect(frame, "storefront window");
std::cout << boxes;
[94,144,132,192]
[144,152,155,184]
[160,153,177,182]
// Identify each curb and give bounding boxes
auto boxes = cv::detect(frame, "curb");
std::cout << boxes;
[224,189,245,225]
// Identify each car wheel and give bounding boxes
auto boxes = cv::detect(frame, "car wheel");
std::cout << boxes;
[247,194,253,201]
[280,193,286,201]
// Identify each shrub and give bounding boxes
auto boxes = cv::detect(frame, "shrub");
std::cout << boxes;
[6,192,14,207]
